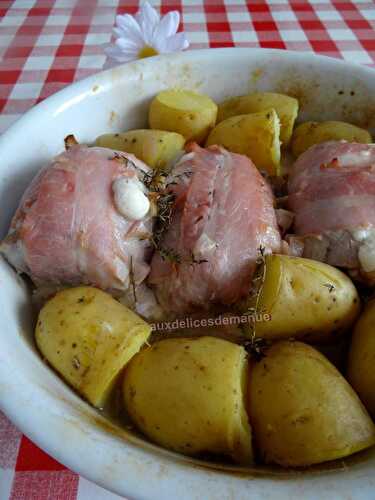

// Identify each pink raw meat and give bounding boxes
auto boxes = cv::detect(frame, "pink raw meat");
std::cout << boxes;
[289,141,375,235]
[287,141,375,281]
[1,145,153,292]
[148,144,281,315]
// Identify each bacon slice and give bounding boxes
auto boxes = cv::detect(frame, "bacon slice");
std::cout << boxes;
[1,145,153,292]
[148,144,281,315]
[288,141,375,282]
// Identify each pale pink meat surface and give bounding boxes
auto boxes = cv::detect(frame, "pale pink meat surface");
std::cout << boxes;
[288,142,375,235]
[287,141,375,279]
[149,144,281,315]
[1,145,153,291]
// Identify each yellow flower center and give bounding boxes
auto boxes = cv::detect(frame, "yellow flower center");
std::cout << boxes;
[138,45,159,59]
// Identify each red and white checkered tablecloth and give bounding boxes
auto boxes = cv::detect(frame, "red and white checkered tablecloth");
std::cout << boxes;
[1,0,375,498]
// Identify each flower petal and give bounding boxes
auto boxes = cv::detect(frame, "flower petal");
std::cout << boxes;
[156,32,189,53]
[115,36,140,52]
[105,1,188,65]
[103,58,120,70]
[113,26,129,39]
[136,1,160,27]
[136,1,160,45]
[113,26,123,38]
[104,44,139,63]
[153,11,179,41]
[115,14,144,46]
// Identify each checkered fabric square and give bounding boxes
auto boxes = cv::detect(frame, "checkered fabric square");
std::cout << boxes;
[1,0,375,498]
[1,0,375,134]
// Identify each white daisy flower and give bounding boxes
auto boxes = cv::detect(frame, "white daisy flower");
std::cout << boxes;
[105,1,189,64]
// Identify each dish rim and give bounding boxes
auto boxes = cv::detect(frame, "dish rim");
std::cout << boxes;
[1,47,375,500]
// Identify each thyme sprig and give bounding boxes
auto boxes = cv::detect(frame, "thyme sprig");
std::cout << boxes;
[166,170,193,188]
[113,161,204,266]
[323,282,335,293]
[240,245,269,362]
[157,246,182,264]
[151,201,209,265]
[142,169,167,191]
[110,152,167,191]
[243,337,270,362]
[151,192,176,249]
[149,170,207,266]
[129,256,137,304]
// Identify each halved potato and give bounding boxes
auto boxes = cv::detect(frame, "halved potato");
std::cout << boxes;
[35,286,151,408]
[241,254,360,343]
[291,121,372,157]
[149,89,218,143]
[95,129,185,170]
[123,336,253,463]
[348,299,375,417]
[217,92,298,146]
[206,109,281,176]
[249,341,375,467]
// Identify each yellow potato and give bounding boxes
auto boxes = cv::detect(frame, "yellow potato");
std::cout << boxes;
[241,254,360,343]
[95,130,185,170]
[123,336,253,464]
[35,286,151,408]
[291,121,372,157]
[217,92,298,146]
[149,89,218,143]
[249,341,375,467]
[205,109,281,176]
[348,299,375,417]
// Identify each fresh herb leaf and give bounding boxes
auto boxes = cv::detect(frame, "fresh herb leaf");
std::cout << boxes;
[323,283,335,293]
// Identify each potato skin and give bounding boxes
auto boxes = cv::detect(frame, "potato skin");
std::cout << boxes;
[95,130,185,170]
[35,286,151,408]
[243,254,360,343]
[217,92,298,146]
[249,341,375,467]
[206,109,281,176]
[149,89,218,143]
[123,336,253,463]
[348,300,375,417]
[291,121,372,157]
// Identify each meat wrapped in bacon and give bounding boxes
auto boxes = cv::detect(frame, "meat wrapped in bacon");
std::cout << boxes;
[1,144,154,293]
[148,144,281,315]
[288,141,375,283]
